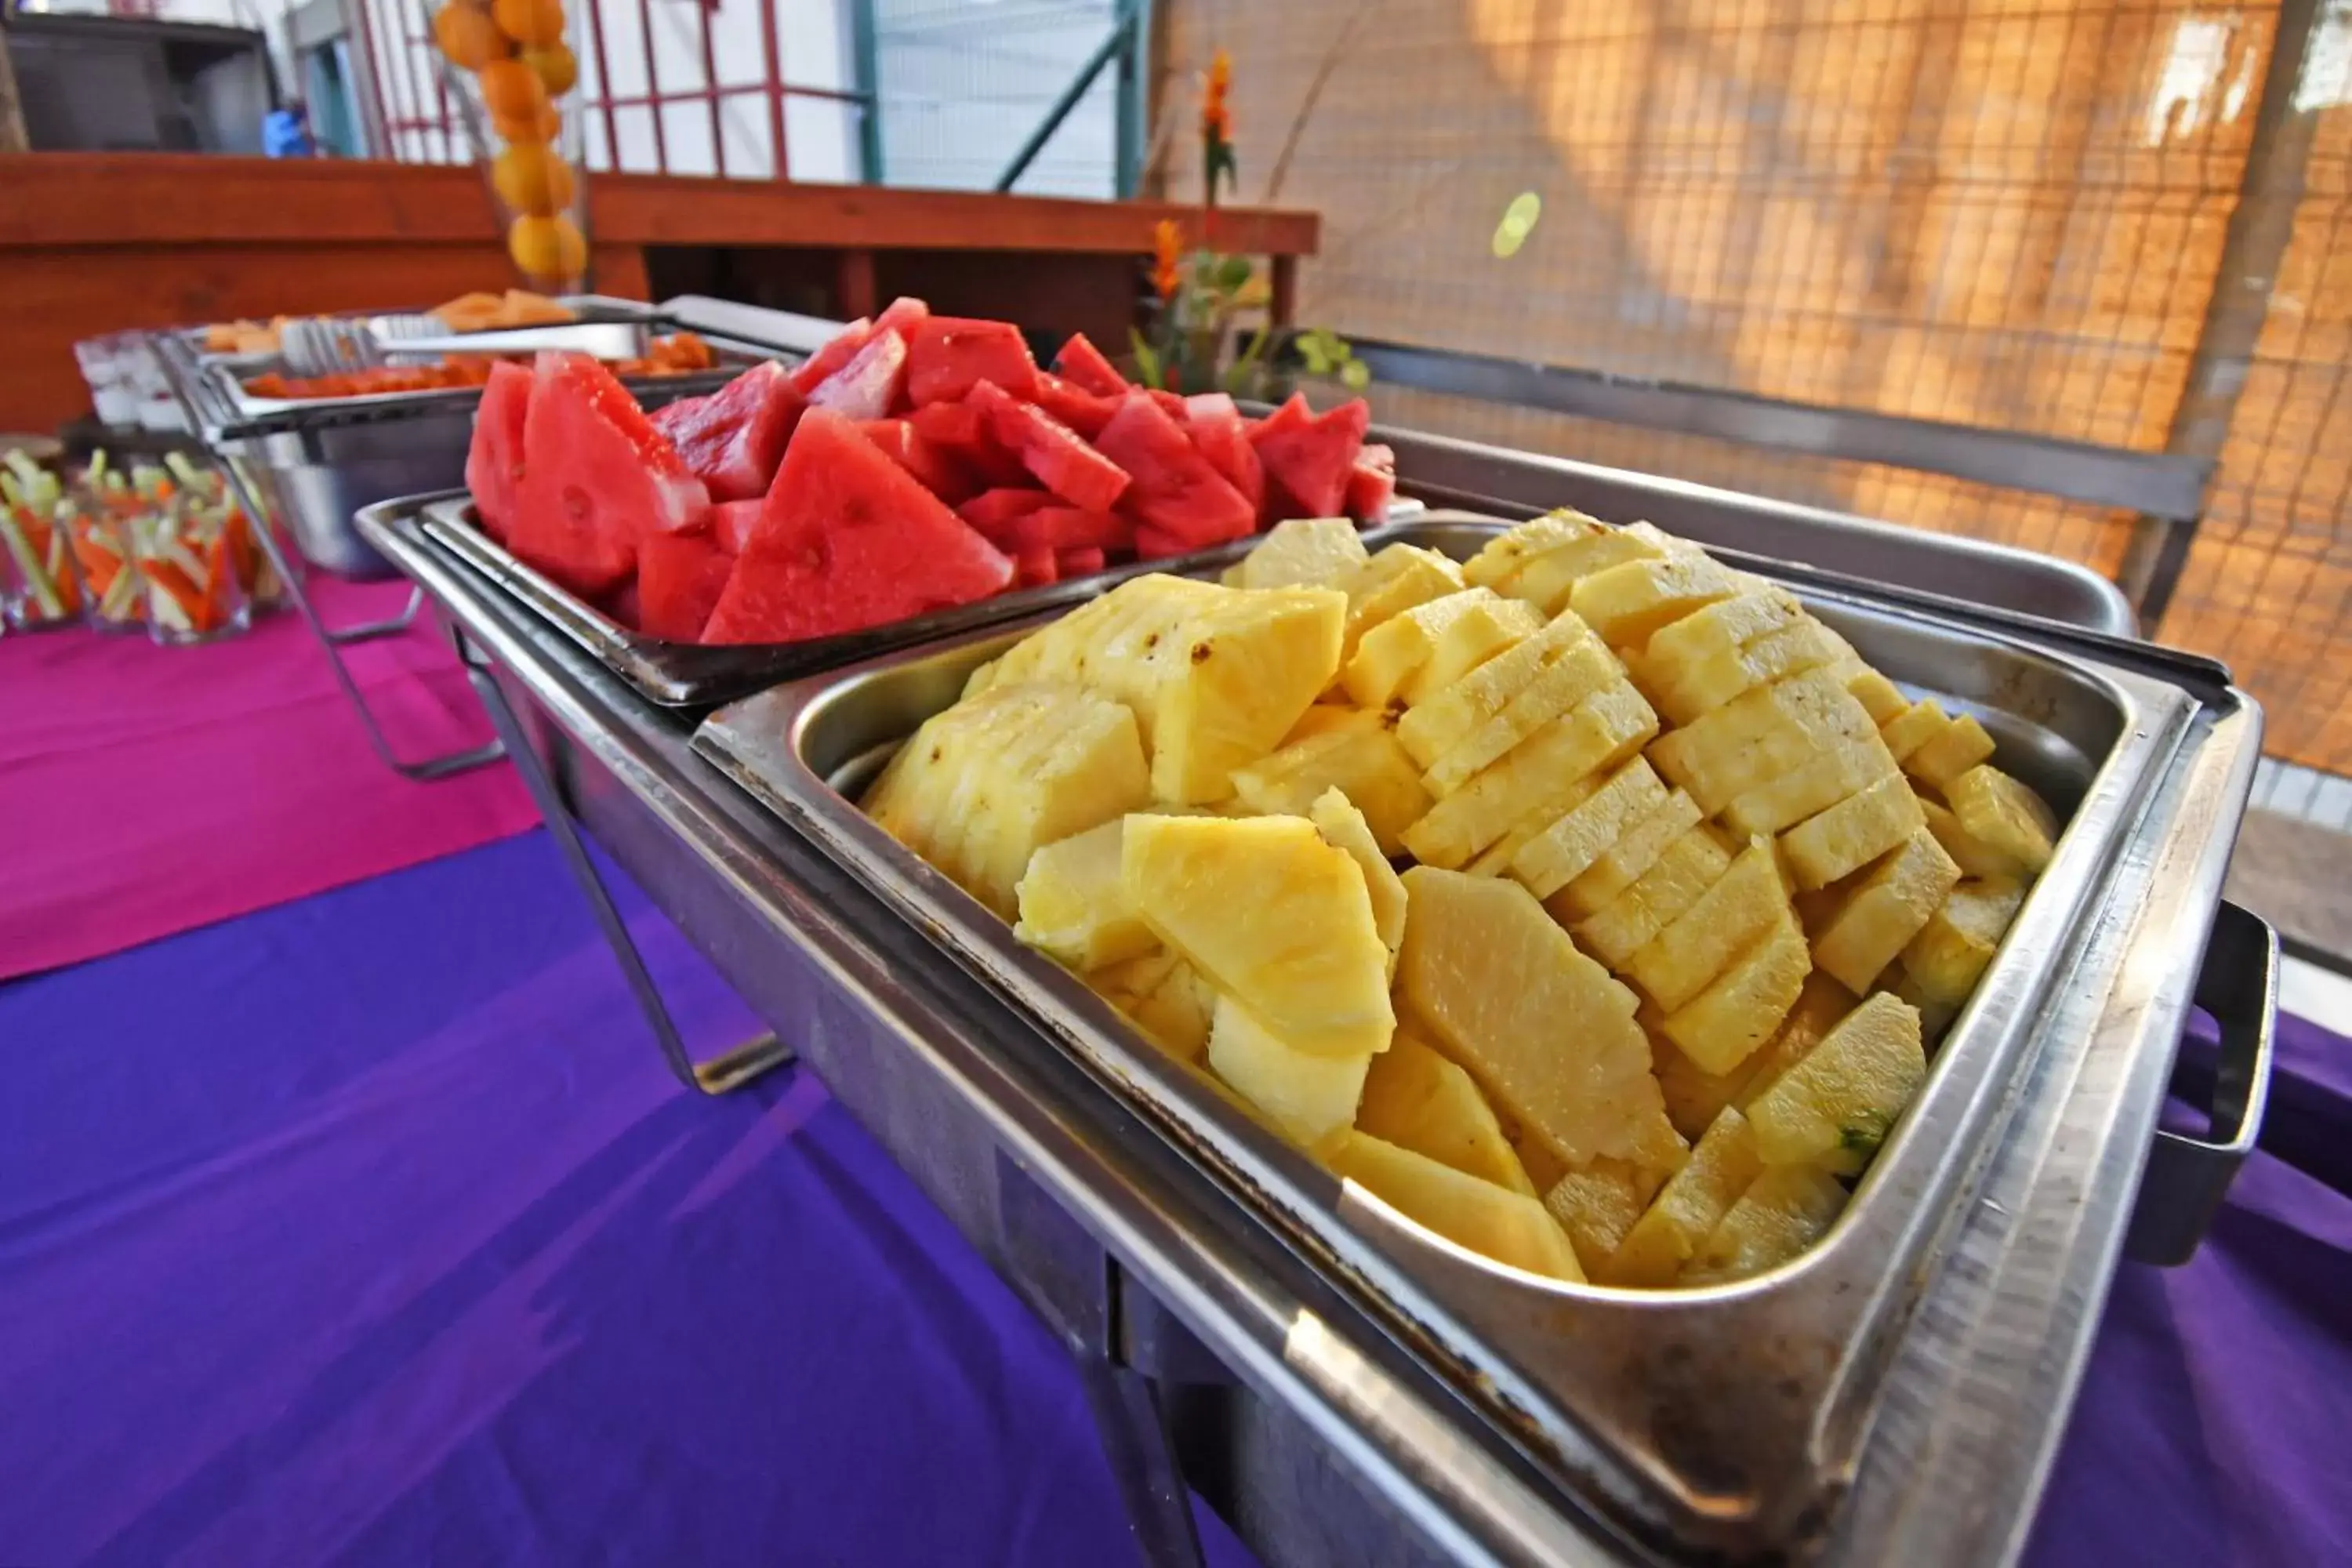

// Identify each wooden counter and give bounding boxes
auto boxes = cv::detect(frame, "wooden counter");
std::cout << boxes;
[0,154,1319,432]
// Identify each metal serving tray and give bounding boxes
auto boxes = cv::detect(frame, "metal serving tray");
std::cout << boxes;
[692,514,2267,1559]
[417,493,1428,710]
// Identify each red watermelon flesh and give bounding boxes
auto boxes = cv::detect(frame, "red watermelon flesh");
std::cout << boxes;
[1134,526,1200,561]
[1053,332,1128,397]
[1249,392,1312,442]
[956,487,1052,546]
[713,499,762,554]
[1346,442,1397,521]
[637,527,735,642]
[465,359,532,541]
[1253,397,1370,520]
[1145,388,1189,421]
[907,318,1040,405]
[787,318,873,396]
[1055,546,1106,579]
[858,418,979,503]
[967,380,1131,512]
[649,361,805,503]
[909,400,1029,488]
[1091,391,1254,548]
[1180,392,1265,515]
[809,330,909,421]
[1006,506,1128,552]
[510,353,709,597]
[702,408,1012,644]
[1030,372,1118,438]
[1010,546,1058,588]
[873,296,931,345]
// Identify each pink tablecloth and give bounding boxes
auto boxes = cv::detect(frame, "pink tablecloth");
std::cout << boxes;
[0,579,537,979]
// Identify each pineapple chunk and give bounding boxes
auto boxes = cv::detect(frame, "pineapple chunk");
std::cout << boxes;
[1946,764,2059,876]
[1907,711,1996,790]
[1890,969,1961,1044]
[1401,686,1656,869]
[1659,912,1811,1074]
[1229,720,1432,855]
[867,681,1151,919]
[1902,877,2028,1003]
[1094,950,1217,1062]
[1507,756,1668,899]
[1230,516,1370,590]
[1327,1132,1584,1282]
[1745,991,1926,1173]
[1721,731,1899,838]
[1637,615,1847,724]
[1643,585,1804,663]
[1878,699,1953,764]
[1626,837,1790,1012]
[1014,818,1157,970]
[1357,1029,1537,1195]
[1567,551,1743,648]
[1599,1106,1763,1287]
[1505,524,1679,616]
[1123,815,1394,1056]
[1650,971,1857,1140]
[1421,635,1621,794]
[1781,770,1927,890]
[1401,595,1546,707]
[1461,510,1614,590]
[1552,787,1703,920]
[1843,666,1910,725]
[1341,589,1537,710]
[1680,1165,1848,1285]
[1649,666,1878,814]
[1570,826,1733,968]
[1396,868,1666,1165]
[1340,545,1465,662]
[1544,1156,1675,1275]
[1807,829,1962,993]
[1308,789,1407,964]
[1209,995,1374,1151]
[1396,612,1593,768]
[1280,704,1374,745]
[1465,789,1591,877]
[1918,797,2023,880]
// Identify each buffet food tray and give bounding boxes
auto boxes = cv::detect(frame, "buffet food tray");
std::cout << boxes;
[691,514,2267,1559]
[416,493,1428,710]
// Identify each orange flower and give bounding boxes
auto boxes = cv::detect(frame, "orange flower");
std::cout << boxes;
[1202,48,1233,145]
[1152,219,1184,301]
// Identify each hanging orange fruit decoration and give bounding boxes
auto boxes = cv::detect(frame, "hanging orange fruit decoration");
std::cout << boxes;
[434,0,586,290]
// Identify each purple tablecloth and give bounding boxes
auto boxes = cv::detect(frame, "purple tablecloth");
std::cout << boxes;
[0,832,2345,1566]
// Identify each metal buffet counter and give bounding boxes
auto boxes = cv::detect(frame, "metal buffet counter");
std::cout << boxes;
[353,377,2267,1565]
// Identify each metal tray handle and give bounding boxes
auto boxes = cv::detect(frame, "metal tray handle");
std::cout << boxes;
[2125,898,2278,1267]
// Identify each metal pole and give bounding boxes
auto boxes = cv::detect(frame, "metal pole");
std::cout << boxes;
[758,0,788,179]
[582,0,622,170]
[849,0,882,183]
[632,0,668,172]
[1114,0,1149,198]
[993,11,1128,194]
[696,0,724,176]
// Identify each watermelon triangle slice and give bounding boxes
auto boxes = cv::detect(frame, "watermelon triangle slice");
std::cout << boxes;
[873,296,931,345]
[702,408,1013,644]
[967,379,1131,512]
[787,318,873,396]
[1346,441,1396,521]
[464,359,532,541]
[1052,332,1129,397]
[510,352,710,597]
[637,527,735,642]
[1250,396,1369,520]
[808,330,909,421]
[648,361,805,503]
[1091,390,1254,550]
[1030,372,1119,438]
[1179,392,1265,515]
[858,417,980,503]
[907,318,1040,405]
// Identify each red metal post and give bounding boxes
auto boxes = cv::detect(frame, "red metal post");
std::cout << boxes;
[348,0,394,159]
[759,0,788,180]
[581,0,622,171]
[631,0,668,173]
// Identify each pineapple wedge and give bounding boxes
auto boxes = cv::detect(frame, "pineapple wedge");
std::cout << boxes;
[1567,551,1744,648]
[1396,612,1595,768]
[1918,796,2023,880]
[1907,711,1996,790]
[1123,814,1394,1057]
[1229,516,1370,590]
[1781,770,1927,890]
[1806,829,1962,993]
[1504,524,1679,617]
[1598,1106,1763,1287]
[1229,720,1432,855]
[1466,786,1597,877]
[1340,545,1465,662]
[1570,825,1732,968]
[1094,950,1217,1062]
[1308,789,1407,964]
[1680,1165,1848,1285]
[1014,818,1157,970]
[1946,764,2059,875]
[1651,971,1858,1140]
[1720,731,1899,838]
[1842,666,1910,725]
[1507,756,1669,900]
[1396,867,1667,1166]
[1341,588,1537,711]
[866,680,1151,919]
[1636,615,1848,725]
[1641,586,1803,668]
[1552,786,1703,920]
[1902,877,2028,1003]
[1649,666,1878,814]
[1421,635,1621,794]
[1208,994,1374,1151]
[1659,911,1811,1074]
[1401,595,1546,707]
[1356,1029,1537,1195]
[1626,837,1790,1012]
[1401,686,1656,869]
[1327,1131,1584,1282]
[1544,1156,1676,1275]
[1745,991,1926,1173]
[1280,704,1374,745]
[1461,509,1615,590]
[1878,699,1954,764]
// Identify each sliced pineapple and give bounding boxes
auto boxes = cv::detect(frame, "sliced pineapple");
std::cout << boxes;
[1658,911,1811,1074]
[1420,635,1621,795]
[1014,818,1156,970]
[1395,612,1593,769]
[1093,949,1218,1062]
[1505,522,1679,617]
[1626,837,1791,1013]
[1649,666,1878,814]
[1340,545,1465,663]
[1598,1105,1763,1287]
[1719,731,1899,839]
[1946,764,2058,875]
[1123,814,1394,1057]
[1745,991,1926,1174]
[1842,666,1910,725]
[1308,789,1406,965]
[1228,516,1370,590]
[1396,867,1668,1166]
[1327,1131,1584,1282]
[1209,994,1374,1151]
[1650,971,1857,1140]
[1400,595,1546,707]
[1341,588,1537,711]
[1679,1165,1848,1285]
[1567,550,1744,648]
[1780,770,1928,890]
[1356,1028,1537,1195]
[1642,586,1804,668]
[1907,711,1996,790]
[1878,699,1954,764]
[1400,687,1656,869]
[1229,719,1432,855]
[1901,877,2029,1004]
[1806,829,1962,993]
[1544,1156,1675,1276]
[1279,703,1374,746]
[1569,825,1732,968]
[1508,756,1669,901]
[1464,789,1593,877]
[1637,615,1849,725]
[1461,509,1617,591]
[1552,786,1703,920]
[1918,796,2023,880]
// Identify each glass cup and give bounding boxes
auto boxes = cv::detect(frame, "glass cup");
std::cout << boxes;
[0,467,85,632]
[128,490,252,647]
[65,489,143,633]
[434,0,590,294]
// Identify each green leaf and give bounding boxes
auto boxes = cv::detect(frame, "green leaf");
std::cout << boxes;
[1127,327,1164,390]
[1340,358,1371,391]
[1223,321,1272,394]
[1215,253,1254,293]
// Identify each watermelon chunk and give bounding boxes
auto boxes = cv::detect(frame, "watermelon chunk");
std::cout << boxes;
[808,330,909,421]
[1250,392,1312,441]
[788,318,873,396]
[1055,546,1107,579]
[1145,388,1189,421]
[909,400,1029,488]
[1091,390,1254,549]
[1031,372,1119,438]
[1252,396,1370,520]
[1346,441,1397,521]
[702,408,1013,644]
[967,379,1131,512]
[465,359,532,541]
[956,487,1054,546]
[907,318,1040,405]
[1010,546,1058,588]
[873,296,931,345]
[648,361,806,503]
[859,418,980,503]
[713,499,763,553]
[1180,391,1265,515]
[637,527,735,642]
[510,353,710,597]
[1005,505,1129,552]
[1053,332,1128,397]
